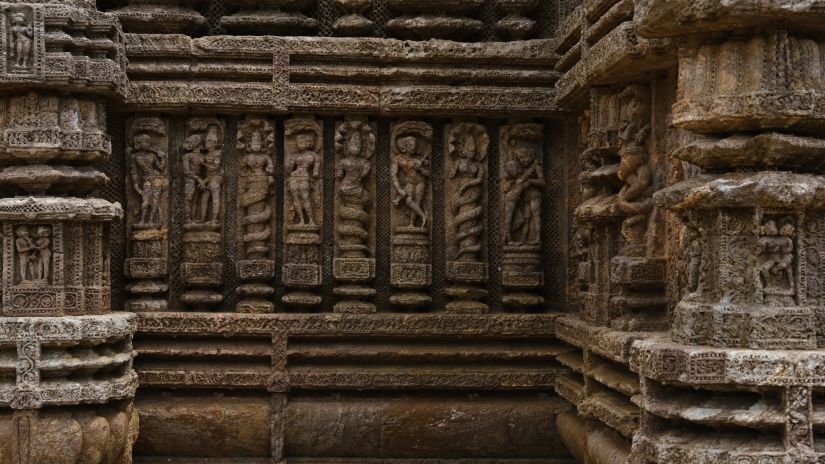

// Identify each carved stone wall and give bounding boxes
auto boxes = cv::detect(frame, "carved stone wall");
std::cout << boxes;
[5,0,825,463]
[112,32,571,464]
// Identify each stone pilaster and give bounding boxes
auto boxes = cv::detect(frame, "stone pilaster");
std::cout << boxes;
[631,3,825,462]
[0,1,137,462]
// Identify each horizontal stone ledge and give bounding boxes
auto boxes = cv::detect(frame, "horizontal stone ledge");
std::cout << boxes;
[636,0,825,37]
[553,315,664,365]
[118,34,559,115]
[555,22,674,106]
[136,312,564,337]
[632,337,825,387]
[0,372,138,408]
[0,312,135,342]
[134,459,574,464]
[654,171,825,211]
[136,367,566,391]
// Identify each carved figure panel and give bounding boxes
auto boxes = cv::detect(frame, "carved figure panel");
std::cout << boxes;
[757,214,797,306]
[180,118,226,310]
[283,116,324,308]
[333,117,376,313]
[236,117,275,313]
[0,93,109,170]
[500,123,544,309]
[445,122,489,313]
[2,222,62,316]
[13,224,52,285]
[390,121,433,309]
[616,85,653,257]
[0,5,43,80]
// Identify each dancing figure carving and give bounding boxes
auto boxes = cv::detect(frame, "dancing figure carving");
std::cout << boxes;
[391,122,431,229]
[616,85,653,256]
[502,124,544,246]
[129,133,168,229]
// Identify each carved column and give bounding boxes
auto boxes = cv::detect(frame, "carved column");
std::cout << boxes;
[631,7,825,463]
[283,116,324,308]
[389,121,433,309]
[500,122,545,309]
[0,1,137,462]
[236,117,276,313]
[126,117,170,312]
[180,118,226,310]
[445,122,489,313]
[333,116,377,313]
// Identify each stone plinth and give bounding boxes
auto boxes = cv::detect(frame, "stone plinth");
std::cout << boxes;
[0,313,138,463]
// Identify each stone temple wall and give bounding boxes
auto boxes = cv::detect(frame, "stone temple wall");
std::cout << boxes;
[0,0,822,463]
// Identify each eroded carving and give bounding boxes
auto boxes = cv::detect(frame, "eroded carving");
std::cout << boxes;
[125,117,169,313]
[236,117,276,313]
[180,118,225,310]
[390,121,432,309]
[283,116,324,308]
[445,122,488,313]
[616,85,653,257]
[333,117,376,313]
[500,123,544,309]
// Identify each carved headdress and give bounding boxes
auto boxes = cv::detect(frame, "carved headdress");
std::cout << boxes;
[448,122,489,161]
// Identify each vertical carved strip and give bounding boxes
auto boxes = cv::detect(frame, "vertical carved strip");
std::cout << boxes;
[125,117,169,312]
[500,123,545,309]
[15,340,38,389]
[235,117,276,313]
[283,116,324,308]
[389,121,432,309]
[180,117,225,310]
[333,116,376,313]
[784,386,813,450]
[445,122,489,313]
